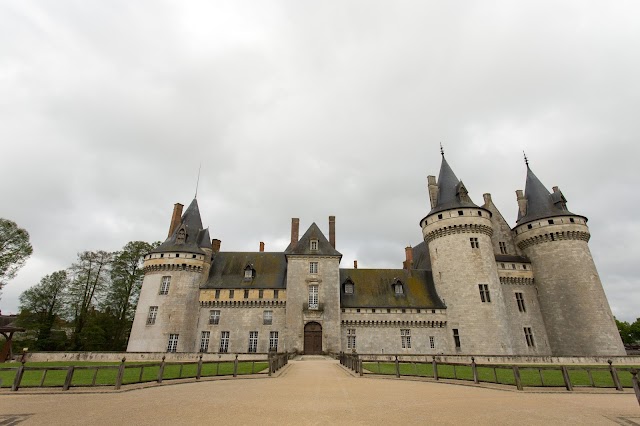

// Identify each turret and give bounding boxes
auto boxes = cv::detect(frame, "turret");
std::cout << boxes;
[512,164,625,356]
[127,198,212,353]
[421,152,514,355]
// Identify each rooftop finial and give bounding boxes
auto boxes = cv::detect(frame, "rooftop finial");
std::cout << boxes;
[194,162,202,198]
[523,151,529,167]
[440,142,444,157]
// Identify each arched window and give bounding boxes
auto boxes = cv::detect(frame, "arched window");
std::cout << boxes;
[343,278,355,294]
[244,264,255,281]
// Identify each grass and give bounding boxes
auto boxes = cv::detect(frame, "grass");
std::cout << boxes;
[361,362,639,388]
[0,360,269,388]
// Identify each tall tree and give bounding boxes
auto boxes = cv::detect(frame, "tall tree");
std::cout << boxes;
[17,270,69,350]
[67,250,113,350]
[0,218,33,297]
[102,241,157,349]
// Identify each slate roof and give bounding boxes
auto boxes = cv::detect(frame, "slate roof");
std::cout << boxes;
[152,199,208,255]
[339,269,445,309]
[285,222,342,257]
[411,241,432,270]
[202,252,287,289]
[516,166,577,225]
[428,155,481,216]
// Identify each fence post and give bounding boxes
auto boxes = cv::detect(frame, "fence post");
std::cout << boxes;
[432,356,438,381]
[354,352,359,374]
[268,352,273,377]
[233,354,238,377]
[359,358,363,377]
[157,356,166,383]
[561,366,573,391]
[608,359,623,391]
[63,366,75,391]
[197,354,203,380]
[115,357,126,390]
[395,355,400,378]
[512,365,523,391]
[11,360,26,391]
[471,357,478,384]
[630,369,640,407]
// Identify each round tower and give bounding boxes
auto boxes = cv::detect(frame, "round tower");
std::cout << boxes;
[513,166,625,356]
[421,154,514,355]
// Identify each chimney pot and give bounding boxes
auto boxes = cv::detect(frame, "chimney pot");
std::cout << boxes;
[290,218,300,246]
[168,203,184,238]
[212,239,221,253]
[427,175,438,209]
[329,216,336,248]
[516,190,527,217]
[403,246,413,269]
[483,193,492,204]
[354,260,358,269]
[259,241,265,252]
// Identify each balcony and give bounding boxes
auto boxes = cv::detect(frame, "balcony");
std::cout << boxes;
[303,303,324,313]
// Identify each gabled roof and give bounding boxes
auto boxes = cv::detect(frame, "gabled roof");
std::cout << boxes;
[516,166,575,225]
[285,222,342,257]
[339,269,445,309]
[428,156,480,216]
[202,252,287,289]
[152,198,207,254]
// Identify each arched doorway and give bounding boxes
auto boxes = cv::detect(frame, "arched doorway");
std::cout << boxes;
[304,322,322,354]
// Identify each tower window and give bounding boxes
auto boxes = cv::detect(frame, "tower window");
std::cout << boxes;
[199,331,210,353]
[192,254,196,259]
[147,306,158,325]
[548,219,554,225]
[570,218,575,223]
[524,327,535,347]
[269,331,279,352]
[263,310,273,325]
[499,242,507,254]
[167,334,179,353]
[401,329,411,349]
[209,310,220,325]
[477,211,482,216]
[347,329,356,350]
[478,284,491,303]
[308,284,319,309]
[527,224,533,229]
[515,292,526,312]
[453,329,461,348]
[219,331,230,353]
[438,214,443,220]
[159,276,171,295]
[512,264,516,270]
[430,336,435,349]
[309,262,318,274]
[470,238,479,249]
[310,240,318,251]
[458,210,464,216]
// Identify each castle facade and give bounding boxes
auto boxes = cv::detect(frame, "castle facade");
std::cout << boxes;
[127,156,625,356]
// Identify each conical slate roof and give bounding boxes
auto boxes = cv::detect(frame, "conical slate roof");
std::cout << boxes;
[428,155,479,216]
[285,222,342,257]
[516,166,575,224]
[152,198,208,254]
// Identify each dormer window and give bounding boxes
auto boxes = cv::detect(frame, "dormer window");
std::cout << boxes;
[176,227,186,244]
[344,279,354,294]
[243,265,254,281]
[310,240,318,251]
[393,281,404,295]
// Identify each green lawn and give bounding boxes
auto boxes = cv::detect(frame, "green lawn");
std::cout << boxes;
[0,360,269,389]
[361,362,638,388]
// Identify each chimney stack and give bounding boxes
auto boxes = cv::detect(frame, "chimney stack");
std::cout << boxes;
[552,186,559,193]
[290,218,300,246]
[403,246,413,269]
[168,203,184,238]
[427,176,438,209]
[354,260,358,269]
[259,241,265,252]
[516,190,527,217]
[329,216,336,248]
[212,239,221,253]
[483,193,492,205]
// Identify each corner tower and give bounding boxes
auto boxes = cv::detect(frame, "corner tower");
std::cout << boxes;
[127,199,213,352]
[421,153,514,354]
[512,164,625,356]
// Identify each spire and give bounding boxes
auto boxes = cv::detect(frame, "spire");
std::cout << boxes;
[152,198,208,254]
[516,165,574,224]
[427,154,479,216]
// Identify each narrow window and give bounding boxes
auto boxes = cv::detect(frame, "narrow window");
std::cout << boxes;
[401,329,411,349]
[229,289,235,299]
[429,336,435,349]
[501,263,505,269]
[308,285,319,309]
[527,224,533,229]
[214,289,220,299]
[159,276,171,295]
[458,210,464,216]
[310,240,318,251]
[394,282,404,295]
[511,264,516,270]
[524,327,535,347]
[437,214,443,220]
[248,331,258,353]
[269,331,279,351]
[273,289,279,299]
[515,292,526,313]
[387,308,391,313]
[147,306,158,325]
[372,308,376,313]
[200,331,210,352]
[244,269,253,280]
[477,211,482,216]
[309,262,318,274]
[570,218,575,223]
[344,282,354,294]
[192,254,196,259]
[244,289,249,299]
[219,331,230,353]
[209,310,220,325]
[347,329,356,350]
[263,310,273,325]
[453,329,461,348]
[258,289,264,299]
[548,219,554,225]
[478,284,491,303]
[470,237,479,249]
[167,333,179,352]
[499,242,507,255]
[523,264,527,270]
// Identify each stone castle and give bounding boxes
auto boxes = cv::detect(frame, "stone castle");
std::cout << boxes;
[127,154,626,356]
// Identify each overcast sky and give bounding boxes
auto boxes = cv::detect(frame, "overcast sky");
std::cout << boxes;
[1,1,639,321]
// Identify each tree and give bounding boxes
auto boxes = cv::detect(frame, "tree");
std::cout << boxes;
[67,250,113,350]
[0,218,33,297]
[17,270,69,350]
[616,317,640,345]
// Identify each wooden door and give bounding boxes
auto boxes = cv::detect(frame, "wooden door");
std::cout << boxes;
[304,322,322,354]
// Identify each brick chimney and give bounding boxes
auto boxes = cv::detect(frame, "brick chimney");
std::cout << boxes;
[290,218,299,246]
[353,260,358,269]
[212,239,221,254]
[483,193,492,205]
[329,216,336,248]
[168,203,184,238]
[259,241,265,252]
[403,246,413,269]
[516,190,527,217]
[427,176,438,209]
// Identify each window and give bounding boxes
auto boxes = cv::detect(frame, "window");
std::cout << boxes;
[214,289,220,299]
[259,289,264,299]
[470,238,479,249]
[429,336,435,349]
[569,218,575,223]
[347,329,356,350]
[209,310,220,325]
[524,327,535,347]
[244,289,249,299]
[401,329,411,349]
[309,262,318,274]
[453,329,461,348]
[344,282,354,294]
[244,269,253,280]
[273,290,279,299]
[479,284,491,303]
[310,240,318,251]
[477,211,482,216]
[516,293,526,312]
[394,282,404,295]
[308,285,319,309]
[527,224,533,229]
[499,242,507,254]
[159,276,171,295]
[269,331,279,351]
[511,264,516,270]
[501,263,505,269]
[167,334,179,352]
[248,331,258,353]
[147,306,158,325]
[458,210,464,216]
[523,264,527,270]
[548,219,554,225]
[219,331,230,353]
[263,310,273,325]
[229,289,235,299]
[437,214,443,220]
[356,308,360,313]
[200,331,210,352]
